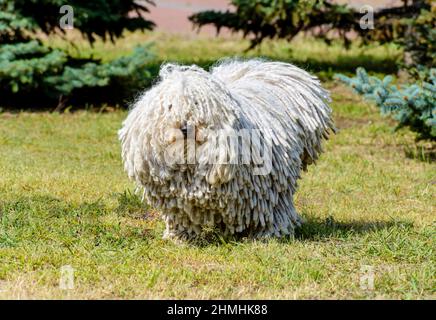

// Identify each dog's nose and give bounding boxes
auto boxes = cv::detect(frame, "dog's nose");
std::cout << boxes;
[180,123,188,138]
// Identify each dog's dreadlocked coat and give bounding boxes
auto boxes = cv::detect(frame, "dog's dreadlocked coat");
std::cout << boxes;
[119,59,334,240]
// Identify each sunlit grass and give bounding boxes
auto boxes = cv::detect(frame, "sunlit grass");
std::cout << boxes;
[0,31,433,299]
[0,82,434,299]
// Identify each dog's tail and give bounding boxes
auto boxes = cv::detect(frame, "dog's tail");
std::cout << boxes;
[211,58,336,169]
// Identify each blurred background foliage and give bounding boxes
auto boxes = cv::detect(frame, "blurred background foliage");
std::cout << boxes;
[0,0,155,107]
[190,0,434,73]
[336,68,436,140]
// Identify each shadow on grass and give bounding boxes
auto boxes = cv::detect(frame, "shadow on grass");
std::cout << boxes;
[262,55,398,80]
[177,216,414,248]
[0,193,414,248]
[112,190,409,246]
[146,52,398,82]
[404,143,436,163]
[294,216,413,241]
[0,194,156,248]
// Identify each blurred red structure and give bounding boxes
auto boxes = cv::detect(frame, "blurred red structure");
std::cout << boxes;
[145,0,403,35]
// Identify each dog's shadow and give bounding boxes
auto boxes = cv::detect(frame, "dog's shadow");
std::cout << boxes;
[1,194,413,249]
[293,216,412,241]
[189,216,413,247]
[114,191,413,246]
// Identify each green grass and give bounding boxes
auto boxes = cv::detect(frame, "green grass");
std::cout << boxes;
[0,33,434,299]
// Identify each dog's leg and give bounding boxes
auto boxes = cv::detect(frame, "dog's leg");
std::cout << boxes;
[251,198,304,239]
[162,212,202,242]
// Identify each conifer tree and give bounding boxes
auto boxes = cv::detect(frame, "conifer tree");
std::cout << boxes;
[336,68,436,140]
[0,0,155,106]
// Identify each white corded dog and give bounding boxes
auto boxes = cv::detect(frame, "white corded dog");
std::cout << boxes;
[119,59,335,241]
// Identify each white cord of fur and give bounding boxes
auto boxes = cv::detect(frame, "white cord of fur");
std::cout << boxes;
[119,58,335,240]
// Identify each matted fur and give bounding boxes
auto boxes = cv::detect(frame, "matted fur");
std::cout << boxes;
[119,59,334,240]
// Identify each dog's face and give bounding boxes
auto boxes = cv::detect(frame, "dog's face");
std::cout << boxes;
[120,65,240,187]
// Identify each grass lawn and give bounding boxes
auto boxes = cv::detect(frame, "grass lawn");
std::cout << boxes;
[0,33,435,299]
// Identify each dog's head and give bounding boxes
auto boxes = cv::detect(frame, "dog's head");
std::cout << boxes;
[119,63,243,187]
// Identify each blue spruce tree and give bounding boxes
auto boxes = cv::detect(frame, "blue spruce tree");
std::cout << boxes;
[335,68,436,141]
[0,0,155,107]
